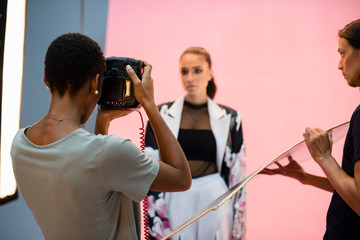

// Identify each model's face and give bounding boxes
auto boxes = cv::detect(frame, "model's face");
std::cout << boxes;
[179,53,213,98]
[338,38,360,87]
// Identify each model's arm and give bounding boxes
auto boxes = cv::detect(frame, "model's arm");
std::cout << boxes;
[126,62,191,192]
[304,127,360,216]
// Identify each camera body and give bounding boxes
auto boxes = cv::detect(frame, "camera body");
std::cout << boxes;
[98,57,144,109]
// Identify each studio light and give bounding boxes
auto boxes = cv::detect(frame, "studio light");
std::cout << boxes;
[0,0,27,205]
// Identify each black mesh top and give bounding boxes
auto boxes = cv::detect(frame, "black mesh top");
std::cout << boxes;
[177,129,216,163]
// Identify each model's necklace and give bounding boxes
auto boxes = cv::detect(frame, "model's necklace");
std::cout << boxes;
[44,115,79,125]
[184,100,207,110]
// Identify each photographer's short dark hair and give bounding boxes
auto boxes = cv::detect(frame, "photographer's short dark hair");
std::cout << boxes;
[44,33,105,96]
[180,47,217,99]
[339,19,360,49]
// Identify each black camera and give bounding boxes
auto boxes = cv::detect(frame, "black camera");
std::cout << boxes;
[98,57,144,109]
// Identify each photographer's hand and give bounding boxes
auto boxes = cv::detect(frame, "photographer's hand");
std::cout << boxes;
[94,107,139,135]
[94,61,151,136]
[126,61,155,109]
[126,61,192,192]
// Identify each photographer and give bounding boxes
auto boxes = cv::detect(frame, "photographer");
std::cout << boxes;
[10,33,191,240]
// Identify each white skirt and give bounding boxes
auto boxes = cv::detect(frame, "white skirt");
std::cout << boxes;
[166,173,233,240]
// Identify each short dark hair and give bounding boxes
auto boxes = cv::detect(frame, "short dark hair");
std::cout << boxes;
[180,47,217,99]
[338,19,360,49]
[44,33,105,96]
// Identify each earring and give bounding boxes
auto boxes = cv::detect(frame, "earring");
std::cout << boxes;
[94,90,99,95]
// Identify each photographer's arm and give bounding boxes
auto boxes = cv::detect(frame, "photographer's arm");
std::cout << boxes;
[95,108,137,135]
[126,62,192,192]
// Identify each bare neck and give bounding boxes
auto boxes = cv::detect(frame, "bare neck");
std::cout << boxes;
[184,94,207,105]
[25,91,85,145]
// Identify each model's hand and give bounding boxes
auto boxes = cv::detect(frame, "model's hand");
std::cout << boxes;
[303,127,333,164]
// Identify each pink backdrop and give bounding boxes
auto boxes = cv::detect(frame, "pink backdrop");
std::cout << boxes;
[105,0,360,239]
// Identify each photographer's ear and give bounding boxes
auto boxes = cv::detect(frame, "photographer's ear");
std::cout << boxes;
[44,77,50,91]
[90,74,100,95]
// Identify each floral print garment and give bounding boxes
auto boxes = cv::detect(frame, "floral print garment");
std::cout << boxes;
[144,102,246,240]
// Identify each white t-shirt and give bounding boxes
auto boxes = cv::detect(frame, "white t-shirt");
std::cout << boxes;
[11,127,159,240]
